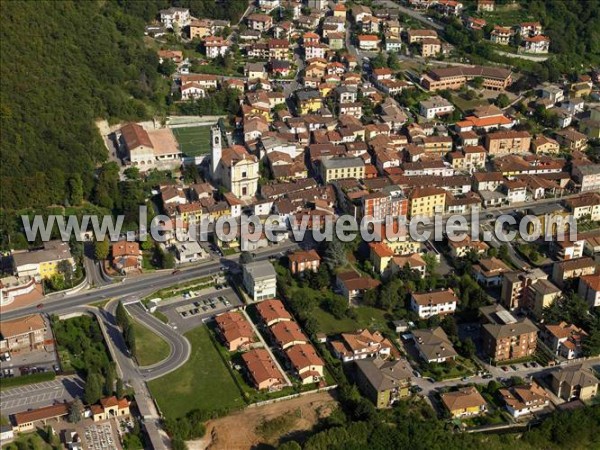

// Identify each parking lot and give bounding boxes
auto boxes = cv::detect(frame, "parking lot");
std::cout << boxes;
[158,287,242,332]
[0,375,84,415]
[0,347,59,379]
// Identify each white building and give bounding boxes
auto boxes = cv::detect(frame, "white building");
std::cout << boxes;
[419,96,455,119]
[205,37,229,59]
[243,260,277,302]
[410,289,459,319]
[159,7,191,30]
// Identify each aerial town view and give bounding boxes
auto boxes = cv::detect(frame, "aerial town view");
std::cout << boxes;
[1,0,600,449]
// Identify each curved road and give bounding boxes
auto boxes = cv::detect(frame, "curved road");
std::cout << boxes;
[126,303,191,381]
[3,241,299,322]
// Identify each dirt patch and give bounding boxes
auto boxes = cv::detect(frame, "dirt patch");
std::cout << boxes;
[190,391,338,450]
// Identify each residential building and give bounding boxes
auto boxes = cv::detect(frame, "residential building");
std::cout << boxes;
[242,260,277,302]
[499,383,550,418]
[215,311,255,351]
[480,304,538,362]
[490,26,512,45]
[357,34,380,51]
[321,156,366,183]
[472,257,511,287]
[531,135,560,154]
[448,235,489,258]
[256,299,292,327]
[550,365,599,401]
[441,387,487,418]
[518,22,543,37]
[410,289,459,319]
[411,327,458,363]
[477,0,494,12]
[565,192,600,222]
[407,29,438,44]
[12,240,74,279]
[241,348,286,390]
[285,343,324,384]
[159,7,190,29]
[355,357,412,408]
[0,314,46,353]
[421,38,442,57]
[110,241,141,274]
[421,66,512,92]
[330,329,393,362]
[542,322,587,360]
[578,274,600,308]
[484,130,532,156]
[524,35,550,54]
[407,186,446,218]
[500,268,549,310]
[288,249,321,274]
[419,96,455,119]
[336,271,381,302]
[552,257,597,287]
[555,128,588,151]
[527,279,561,319]
[204,36,229,58]
[271,320,308,350]
[572,164,600,193]
[247,13,273,32]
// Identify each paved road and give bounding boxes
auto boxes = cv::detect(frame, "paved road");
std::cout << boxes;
[374,0,444,31]
[126,303,191,380]
[0,375,84,416]
[83,242,111,288]
[3,241,299,322]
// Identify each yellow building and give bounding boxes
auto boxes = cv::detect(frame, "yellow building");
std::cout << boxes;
[441,387,487,418]
[408,187,446,218]
[12,241,75,280]
[296,89,323,115]
[320,156,365,183]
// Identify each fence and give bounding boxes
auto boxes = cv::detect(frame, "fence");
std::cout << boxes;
[248,385,338,409]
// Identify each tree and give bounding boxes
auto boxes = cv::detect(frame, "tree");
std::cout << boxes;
[68,175,84,206]
[94,239,110,260]
[239,251,254,265]
[323,295,349,319]
[115,301,129,329]
[462,337,476,358]
[158,59,177,76]
[471,76,484,89]
[57,259,74,288]
[387,52,401,70]
[68,398,84,423]
[324,236,347,270]
[496,93,510,108]
[84,372,103,405]
[104,363,116,396]
[125,325,137,357]
[116,378,125,399]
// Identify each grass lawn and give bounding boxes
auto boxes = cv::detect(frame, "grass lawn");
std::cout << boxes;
[148,326,244,419]
[313,306,391,335]
[450,93,491,113]
[171,125,212,157]
[131,319,171,367]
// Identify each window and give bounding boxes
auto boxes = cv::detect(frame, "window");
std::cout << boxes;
[242,171,247,178]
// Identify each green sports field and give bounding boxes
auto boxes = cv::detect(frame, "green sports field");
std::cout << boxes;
[172,125,212,157]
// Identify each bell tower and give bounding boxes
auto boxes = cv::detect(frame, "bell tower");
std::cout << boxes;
[211,125,222,177]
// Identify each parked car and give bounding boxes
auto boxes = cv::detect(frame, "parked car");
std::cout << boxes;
[482,374,493,379]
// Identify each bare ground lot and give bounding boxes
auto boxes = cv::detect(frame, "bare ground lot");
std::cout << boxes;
[189,391,338,450]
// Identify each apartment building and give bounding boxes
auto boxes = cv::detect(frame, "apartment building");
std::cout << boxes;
[484,130,532,156]
[243,260,277,302]
[407,186,446,218]
[0,314,46,353]
[552,257,597,287]
[578,274,600,308]
[410,289,459,319]
[480,304,538,362]
[321,156,366,183]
